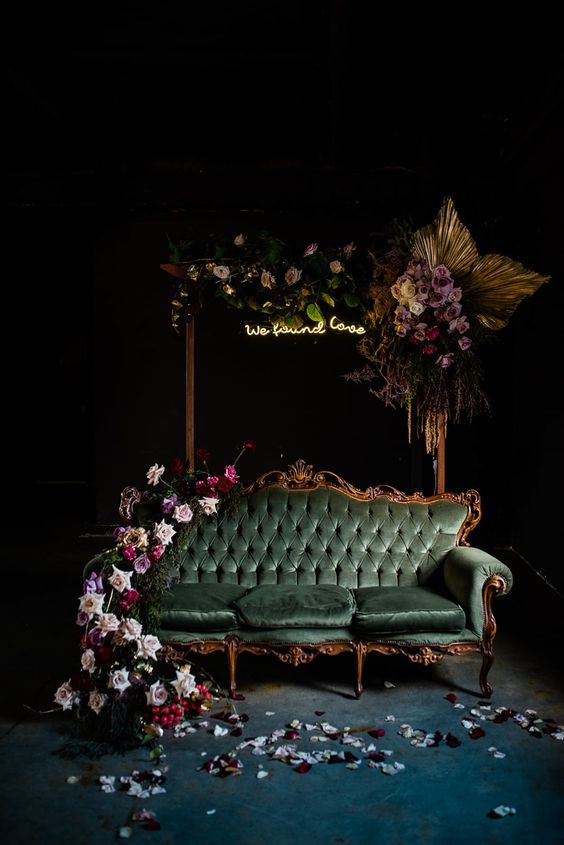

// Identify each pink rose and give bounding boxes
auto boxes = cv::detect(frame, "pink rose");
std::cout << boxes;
[448,288,463,303]
[122,545,136,561]
[449,316,470,334]
[414,323,427,342]
[285,266,302,285]
[303,243,318,257]
[149,544,164,561]
[437,352,454,368]
[173,503,194,523]
[458,336,472,350]
[444,302,462,321]
[224,465,238,483]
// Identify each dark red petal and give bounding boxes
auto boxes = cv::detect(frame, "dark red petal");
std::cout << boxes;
[368,729,386,738]
[284,731,300,740]
[142,820,161,831]
[314,710,325,716]
[368,751,387,762]
[469,726,486,740]
[446,733,461,748]
[343,752,359,763]
[230,727,243,737]
[295,762,311,774]
[231,693,246,701]
[445,693,457,703]
[328,754,345,764]
[238,714,250,723]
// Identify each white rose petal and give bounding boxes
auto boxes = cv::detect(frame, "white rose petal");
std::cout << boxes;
[146,464,165,486]
[173,503,193,523]
[199,497,218,516]
[154,519,176,546]
[329,260,344,274]
[81,649,96,673]
[213,265,230,280]
[136,635,162,661]
[54,681,78,711]
[146,681,168,707]
[78,592,105,617]
[108,668,130,692]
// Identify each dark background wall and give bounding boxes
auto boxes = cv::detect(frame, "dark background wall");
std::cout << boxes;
[2,5,562,590]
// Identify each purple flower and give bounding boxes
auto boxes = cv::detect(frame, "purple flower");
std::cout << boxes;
[458,336,472,350]
[444,302,462,321]
[161,494,178,515]
[428,291,447,308]
[76,611,89,626]
[449,316,470,334]
[406,259,428,280]
[395,305,411,322]
[83,571,104,594]
[437,352,455,368]
[113,526,126,541]
[134,555,151,574]
[88,628,104,647]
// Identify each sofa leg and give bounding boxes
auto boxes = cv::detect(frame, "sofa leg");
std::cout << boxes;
[479,647,494,697]
[354,643,367,699]
[225,636,239,698]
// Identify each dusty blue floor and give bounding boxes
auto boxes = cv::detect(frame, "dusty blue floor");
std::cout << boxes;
[1,524,563,844]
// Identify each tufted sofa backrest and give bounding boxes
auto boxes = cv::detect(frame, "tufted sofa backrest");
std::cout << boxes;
[177,486,470,589]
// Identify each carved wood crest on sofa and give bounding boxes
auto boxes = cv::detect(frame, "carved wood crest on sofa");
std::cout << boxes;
[120,460,513,698]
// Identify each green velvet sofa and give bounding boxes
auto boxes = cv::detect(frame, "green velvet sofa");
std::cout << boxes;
[123,460,513,698]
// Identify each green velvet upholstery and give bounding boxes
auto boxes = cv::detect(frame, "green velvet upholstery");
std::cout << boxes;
[176,487,468,589]
[160,584,248,631]
[443,547,513,637]
[233,584,355,628]
[353,586,465,635]
[158,627,481,645]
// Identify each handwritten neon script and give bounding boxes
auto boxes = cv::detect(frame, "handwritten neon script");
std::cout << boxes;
[244,316,366,337]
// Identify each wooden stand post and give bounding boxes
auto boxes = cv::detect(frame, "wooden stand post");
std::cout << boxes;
[186,319,195,469]
[436,413,446,494]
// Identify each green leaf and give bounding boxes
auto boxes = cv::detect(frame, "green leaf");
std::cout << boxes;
[344,292,360,307]
[329,275,341,289]
[321,292,335,308]
[285,313,304,329]
[247,297,260,311]
[306,303,324,323]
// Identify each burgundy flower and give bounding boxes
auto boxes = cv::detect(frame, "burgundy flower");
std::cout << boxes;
[244,440,256,452]
[70,671,93,693]
[422,344,437,355]
[195,448,211,463]
[170,457,185,475]
[119,588,140,612]
[216,476,234,494]
[149,544,164,561]
[95,645,113,665]
[122,545,136,561]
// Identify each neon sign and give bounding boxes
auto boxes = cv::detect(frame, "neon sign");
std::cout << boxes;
[244,316,366,337]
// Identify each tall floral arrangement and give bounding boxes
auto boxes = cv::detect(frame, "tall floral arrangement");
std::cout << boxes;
[54,443,255,745]
[350,199,549,451]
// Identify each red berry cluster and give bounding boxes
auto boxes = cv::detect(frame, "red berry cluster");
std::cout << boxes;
[147,686,212,729]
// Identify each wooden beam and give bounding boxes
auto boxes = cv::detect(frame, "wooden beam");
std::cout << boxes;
[436,413,446,494]
[186,319,195,469]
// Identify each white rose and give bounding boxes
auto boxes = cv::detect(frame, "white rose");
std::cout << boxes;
[233,233,245,246]
[399,280,417,299]
[199,496,219,515]
[146,681,168,707]
[173,503,193,523]
[81,649,97,673]
[260,270,275,289]
[95,613,120,635]
[329,260,344,274]
[172,669,196,698]
[213,265,231,280]
[54,681,78,711]
[78,592,105,617]
[88,689,108,715]
[119,618,143,642]
[136,635,162,661]
[108,668,131,692]
[153,520,176,546]
[409,300,425,316]
[108,566,132,593]
[284,266,302,285]
[146,464,165,486]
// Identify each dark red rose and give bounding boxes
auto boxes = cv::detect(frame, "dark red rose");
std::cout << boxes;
[70,671,92,692]
[426,326,440,341]
[119,588,140,612]
[422,344,437,355]
[216,475,234,494]
[408,334,419,345]
[195,448,211,463]
[243,440,256,452]
[170,457,185,475]
[95,645,113,665]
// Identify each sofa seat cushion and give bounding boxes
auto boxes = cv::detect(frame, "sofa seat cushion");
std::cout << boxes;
[353,587,465,635]
[160,583,248,631]
[234,585,355,628]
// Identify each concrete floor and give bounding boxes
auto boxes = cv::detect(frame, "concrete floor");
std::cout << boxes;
[1,515,563,844]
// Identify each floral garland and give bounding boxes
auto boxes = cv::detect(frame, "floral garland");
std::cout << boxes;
[54,443,255,745]
[163,231,365,331]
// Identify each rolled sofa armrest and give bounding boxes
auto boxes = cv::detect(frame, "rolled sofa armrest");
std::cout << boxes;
[443,547,513,638]
[83,553,106,581]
